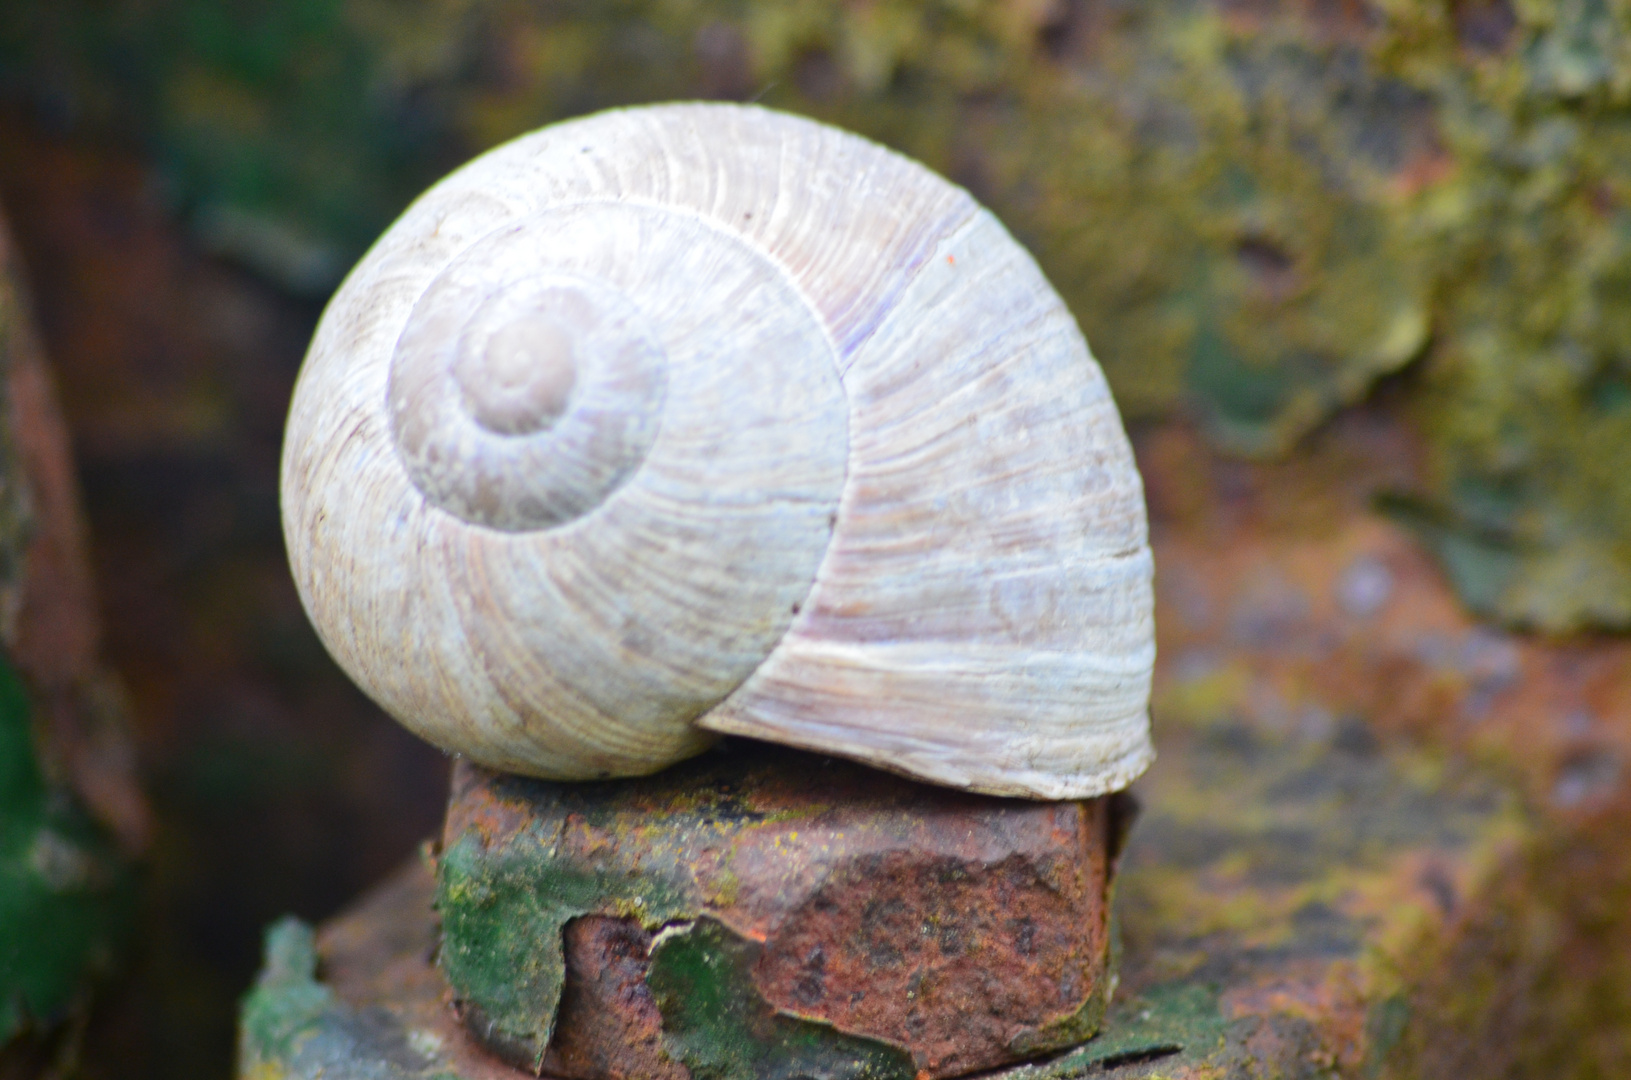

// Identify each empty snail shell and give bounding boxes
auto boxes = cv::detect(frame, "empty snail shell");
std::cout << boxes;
[280,102,1154,800]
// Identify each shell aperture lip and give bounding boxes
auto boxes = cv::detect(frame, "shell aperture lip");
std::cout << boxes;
[388,221,669,533]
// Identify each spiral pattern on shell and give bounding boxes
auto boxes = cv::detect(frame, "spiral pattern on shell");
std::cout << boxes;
[281,103,1154,799]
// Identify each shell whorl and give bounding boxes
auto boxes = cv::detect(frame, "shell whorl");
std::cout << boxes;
[281,102,1155,799]
[389,251,669,531]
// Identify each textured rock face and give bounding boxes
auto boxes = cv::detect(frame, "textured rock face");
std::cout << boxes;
[230,689,1550,1080]
[435,749,1121,1079]
[8,0,1631,630]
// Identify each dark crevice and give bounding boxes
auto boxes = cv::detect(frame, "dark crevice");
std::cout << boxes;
[1089,1044,1184,1070]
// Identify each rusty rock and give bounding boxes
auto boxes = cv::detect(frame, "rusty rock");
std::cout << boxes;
[436,742,1125,1080]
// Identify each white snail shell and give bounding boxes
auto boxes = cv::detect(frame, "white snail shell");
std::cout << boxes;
[280,103,1154,800]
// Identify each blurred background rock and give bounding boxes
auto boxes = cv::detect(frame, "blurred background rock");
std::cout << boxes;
[0,0,1628,1076]
[9,0,1631,631]
[0,207,144,1079]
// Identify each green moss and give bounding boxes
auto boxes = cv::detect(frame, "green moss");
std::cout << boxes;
[432,761,826,1066]
[0,652,134,1044]
[1360,1,1631,632]
[0,183,134,1056]
[646,917,917,1080]
[434,829,693,1070]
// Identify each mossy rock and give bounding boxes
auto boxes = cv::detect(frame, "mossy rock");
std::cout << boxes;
[0,652,134,1050]
[236,696,1570,1079]
[0,0,1437,445]
[433,752,1117,1078]
[0,206,137,1065]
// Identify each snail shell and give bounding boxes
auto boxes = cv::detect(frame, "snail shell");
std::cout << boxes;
[281,103,1154,800]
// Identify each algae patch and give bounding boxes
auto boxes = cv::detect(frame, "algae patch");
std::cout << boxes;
[435,829,693,1070]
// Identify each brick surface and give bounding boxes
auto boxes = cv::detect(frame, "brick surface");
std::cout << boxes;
[434,748,1119,1078]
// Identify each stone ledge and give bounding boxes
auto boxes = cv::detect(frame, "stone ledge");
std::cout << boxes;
[238,702,1540,1080]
